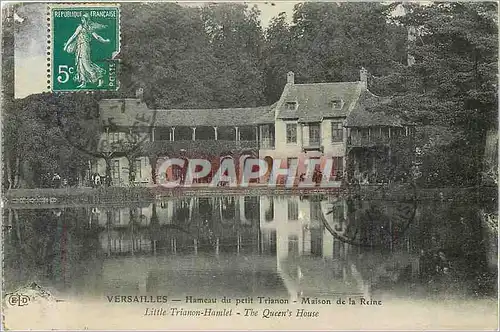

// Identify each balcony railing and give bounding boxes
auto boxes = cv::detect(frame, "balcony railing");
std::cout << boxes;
[141,140,259,157]
[348,134,413,147]
[348,135,390,147]
[303,139,322,152]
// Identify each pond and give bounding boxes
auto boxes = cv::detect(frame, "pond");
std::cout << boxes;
[3,194,497,302]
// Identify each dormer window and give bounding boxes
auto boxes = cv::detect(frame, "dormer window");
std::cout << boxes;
[285,101,297,111]
[330,99,343,110]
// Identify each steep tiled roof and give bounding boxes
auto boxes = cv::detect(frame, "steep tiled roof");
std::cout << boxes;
[254,102,277,124]
[100,81,408,129]
[345,90,408,127]
[99,99,154,128]
[99,99,274,127]
[139,140,258,157]
[277,82,362,122]
[155,106,273,127]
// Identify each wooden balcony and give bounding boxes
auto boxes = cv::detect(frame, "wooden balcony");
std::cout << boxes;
[347,126,414,148]
[140,140,259,157]
[347,135,390,147]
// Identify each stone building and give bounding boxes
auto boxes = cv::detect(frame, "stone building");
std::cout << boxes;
[93,69,414,186]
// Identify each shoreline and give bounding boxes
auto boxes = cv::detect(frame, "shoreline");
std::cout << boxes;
[3,185,496,209]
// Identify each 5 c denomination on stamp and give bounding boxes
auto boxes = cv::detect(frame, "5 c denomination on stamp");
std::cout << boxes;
[49,4,120,92]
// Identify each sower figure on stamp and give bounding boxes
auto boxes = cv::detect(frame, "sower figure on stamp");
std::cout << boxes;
[63,13,110,88]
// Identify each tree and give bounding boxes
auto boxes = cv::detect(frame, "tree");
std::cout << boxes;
[291,3,405,83]
[262,3,407,102]
[202,3,266,107]
[377,2,498,186]
[263,12,296,103]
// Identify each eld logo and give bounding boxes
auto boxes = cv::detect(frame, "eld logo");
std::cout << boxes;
[6,293,30,307]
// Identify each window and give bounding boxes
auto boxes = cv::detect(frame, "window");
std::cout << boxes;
[262,230,277,254]
[286,123,297,143]
[309,124,321,145]
[331,122,343,142]
[285,102,297,111]
[392,127,403,138]
[310,200,322,221]
[287,199,299,221]
[134,159,142,179]
[111,160,120,179]
[265,197,274,222]
[382,127,390,139]
[109,132,120,145]
[244,196,259,221]
[221,197,235,220]
[288,235,299,256]
[261,124,275,148]
[361,128,369,140]
[332,157,344,180]
[330,99,343,109]
[332,201,344,221]
[310,229,323,257]
[113,210,121,224]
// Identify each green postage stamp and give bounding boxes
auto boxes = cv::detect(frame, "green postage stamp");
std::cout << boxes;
[49,4,120,92]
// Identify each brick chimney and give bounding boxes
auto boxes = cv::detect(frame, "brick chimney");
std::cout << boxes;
[287,71,295,85]
[360,67,368,89]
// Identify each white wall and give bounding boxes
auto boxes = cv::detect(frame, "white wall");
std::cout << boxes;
[259,118,348,180]
[260,196,312,260]
[274,119,303,156]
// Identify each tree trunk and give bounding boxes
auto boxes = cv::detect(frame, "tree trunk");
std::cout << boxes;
[148,155,157,184]
[13,156,20,188]
[104,157,112,186]
[14,209,21,246]
[479,209,498,272]
[126,155,135,186]
[483,128,498,185]
[6,154,12,190]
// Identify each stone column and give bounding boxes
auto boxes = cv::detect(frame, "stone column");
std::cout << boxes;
[151,127,155,142]
[255,126,259,143]
[171,127,176,141]
[235,126,240,142]
[214,127,218,140]
[237,233,241,254]
[171,238,177,254]
[192,127,196,141]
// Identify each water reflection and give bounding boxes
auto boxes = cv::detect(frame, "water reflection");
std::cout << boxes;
[3,195,497,301]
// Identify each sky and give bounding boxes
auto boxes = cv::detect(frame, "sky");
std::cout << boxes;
[255,2,296,28]
[178,1,297,29]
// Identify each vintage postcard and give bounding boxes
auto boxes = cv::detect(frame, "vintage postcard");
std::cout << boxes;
[1,1,498,330]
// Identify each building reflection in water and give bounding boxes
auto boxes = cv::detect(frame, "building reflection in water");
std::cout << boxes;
[3,195,496,301]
